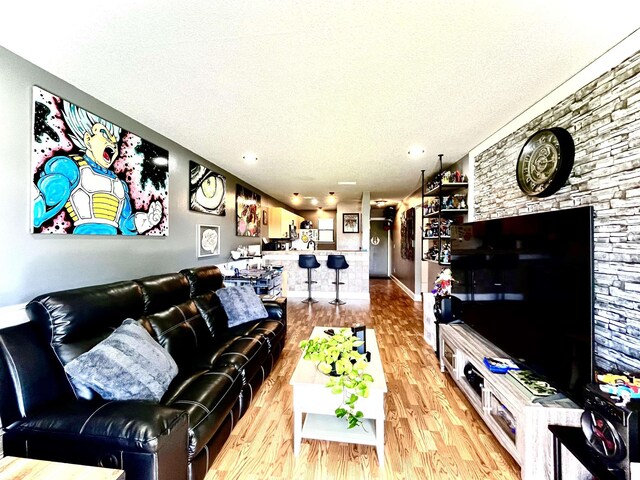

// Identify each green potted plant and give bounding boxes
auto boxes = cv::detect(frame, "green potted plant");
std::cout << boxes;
[299,328,374,429]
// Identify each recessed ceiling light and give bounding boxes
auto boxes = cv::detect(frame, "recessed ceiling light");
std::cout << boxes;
[310,198,319,205]
[338,181,356,185]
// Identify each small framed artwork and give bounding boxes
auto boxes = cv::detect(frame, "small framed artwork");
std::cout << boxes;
[263,208,269,225]
[197,224,220,258]
[343,213,359,233]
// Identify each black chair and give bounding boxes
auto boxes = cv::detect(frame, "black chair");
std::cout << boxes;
[299,254,321,304]
[327,254,349,305]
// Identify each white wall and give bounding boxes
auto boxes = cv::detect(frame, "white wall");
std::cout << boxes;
[336,201,362,250]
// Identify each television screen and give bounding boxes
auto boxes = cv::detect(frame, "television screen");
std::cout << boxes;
[451,206,594,405]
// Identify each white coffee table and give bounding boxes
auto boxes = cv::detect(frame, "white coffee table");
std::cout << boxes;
[290,326,387,464]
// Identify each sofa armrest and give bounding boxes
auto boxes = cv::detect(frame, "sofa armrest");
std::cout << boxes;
[262,297,286,323]
[4,400,189,480]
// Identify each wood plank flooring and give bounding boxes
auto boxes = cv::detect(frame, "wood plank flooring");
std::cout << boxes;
[206,279,521,479]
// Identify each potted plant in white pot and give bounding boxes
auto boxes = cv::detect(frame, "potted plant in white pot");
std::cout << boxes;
[299,328,374,429]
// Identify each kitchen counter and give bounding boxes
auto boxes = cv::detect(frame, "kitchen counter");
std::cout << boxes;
[262,250,369,301]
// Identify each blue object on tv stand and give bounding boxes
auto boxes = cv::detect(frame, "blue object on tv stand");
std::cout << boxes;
[483,357,520,374]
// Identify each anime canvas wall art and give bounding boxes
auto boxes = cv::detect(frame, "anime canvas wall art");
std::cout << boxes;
[31,86,169,235]
[189,161,226,215]
[236,184,260,237]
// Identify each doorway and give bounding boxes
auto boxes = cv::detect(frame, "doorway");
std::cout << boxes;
[369,219,390,278]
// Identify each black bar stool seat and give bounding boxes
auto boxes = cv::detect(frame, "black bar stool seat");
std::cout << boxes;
[299,254,321,304]
[327,254,349,305]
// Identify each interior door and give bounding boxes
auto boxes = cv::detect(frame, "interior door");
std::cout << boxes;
[369,220,389,278]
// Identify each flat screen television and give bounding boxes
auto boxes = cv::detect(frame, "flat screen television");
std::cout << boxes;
[450,206,594,405]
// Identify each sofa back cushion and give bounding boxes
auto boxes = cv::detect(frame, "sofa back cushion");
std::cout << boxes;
[140,300,214,369]
[25,280,145,366]
[192,292,231,339]
[0,322,74,425]
[180,266,224,298]
[135,273,191,315]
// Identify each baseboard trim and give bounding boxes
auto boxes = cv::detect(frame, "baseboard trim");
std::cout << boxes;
[390,276,421,301]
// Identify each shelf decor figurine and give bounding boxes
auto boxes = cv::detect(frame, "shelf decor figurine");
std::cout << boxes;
[299,329,374,429]
[432,268,454,296]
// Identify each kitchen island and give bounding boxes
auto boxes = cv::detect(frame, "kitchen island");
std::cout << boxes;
[262,250,369,301]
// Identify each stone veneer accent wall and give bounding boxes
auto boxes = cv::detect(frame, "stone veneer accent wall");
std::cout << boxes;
[474,49,640,374]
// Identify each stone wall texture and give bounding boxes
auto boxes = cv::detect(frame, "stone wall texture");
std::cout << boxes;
[474,49,640,375]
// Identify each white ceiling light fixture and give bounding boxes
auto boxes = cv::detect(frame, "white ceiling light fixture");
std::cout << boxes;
[291,192,301,205]
[408,146,425,159]
[243,152,258,163]
[310,198,319,206]
[327,192,337,204]
[338,181,356,185]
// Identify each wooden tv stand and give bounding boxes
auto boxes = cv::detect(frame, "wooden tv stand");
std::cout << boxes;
[439,323,589,480]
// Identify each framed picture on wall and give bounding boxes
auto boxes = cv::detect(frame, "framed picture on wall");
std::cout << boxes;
[197,224,220,258]
[236,184,261,237]
[343,213,359,233]
[189,161,226,215]
[31,86,169,236]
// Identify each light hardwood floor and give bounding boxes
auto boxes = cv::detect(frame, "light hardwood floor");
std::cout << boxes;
[206,279,521,480]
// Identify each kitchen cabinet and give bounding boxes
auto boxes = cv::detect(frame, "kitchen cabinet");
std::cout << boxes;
[268,207,304,238]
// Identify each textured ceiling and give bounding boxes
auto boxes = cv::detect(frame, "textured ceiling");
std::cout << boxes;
[1,1,639,210]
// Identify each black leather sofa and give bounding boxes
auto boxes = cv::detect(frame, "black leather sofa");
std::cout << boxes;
[0,265,286,480]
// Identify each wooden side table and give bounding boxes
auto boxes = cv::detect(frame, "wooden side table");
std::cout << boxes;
[0,456,125,480]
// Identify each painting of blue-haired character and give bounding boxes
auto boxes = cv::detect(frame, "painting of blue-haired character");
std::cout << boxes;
[189,161,226,215]
[31,86,169,235]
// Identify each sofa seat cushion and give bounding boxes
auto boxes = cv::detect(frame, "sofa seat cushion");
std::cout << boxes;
[227,319,285,355]
[247,320,286,352]
[164,363,243,459]
[6,400,188,454]
[217,335,271,383]
[64,319,179,402]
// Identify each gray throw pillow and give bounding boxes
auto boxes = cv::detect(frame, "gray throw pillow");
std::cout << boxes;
[216,285,268,328]
[64,319,178,402]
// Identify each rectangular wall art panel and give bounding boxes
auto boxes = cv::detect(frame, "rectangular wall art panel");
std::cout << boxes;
[236,184,261,237]
[189,161,226,215]
[31,86,169,235]
[197,224,220,257]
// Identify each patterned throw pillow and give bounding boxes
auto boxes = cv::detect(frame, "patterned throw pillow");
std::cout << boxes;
[64,319,178,402]
[216,285,268,328]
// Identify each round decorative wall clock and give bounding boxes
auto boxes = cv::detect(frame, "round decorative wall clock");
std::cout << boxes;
[516,127,575,197]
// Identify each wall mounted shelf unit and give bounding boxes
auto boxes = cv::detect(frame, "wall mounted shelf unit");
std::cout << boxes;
[420,154,468,266]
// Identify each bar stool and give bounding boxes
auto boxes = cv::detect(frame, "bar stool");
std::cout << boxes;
[298,254,321,304]
[327,254,349,305]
